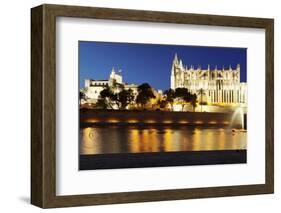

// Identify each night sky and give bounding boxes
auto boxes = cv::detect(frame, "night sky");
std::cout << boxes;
[79,41,247,90]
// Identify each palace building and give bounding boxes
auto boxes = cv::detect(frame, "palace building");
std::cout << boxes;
[170,54,247,105]
[82,68,164,109]
[83,68,138,104]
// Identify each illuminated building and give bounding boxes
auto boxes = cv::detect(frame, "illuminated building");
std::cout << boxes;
[170,54,247,105]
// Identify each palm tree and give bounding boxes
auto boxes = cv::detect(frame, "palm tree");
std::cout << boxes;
[190,94,197,112]
[198,88,205,112]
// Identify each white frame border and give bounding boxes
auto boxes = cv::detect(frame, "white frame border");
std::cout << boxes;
[56,17,266,196]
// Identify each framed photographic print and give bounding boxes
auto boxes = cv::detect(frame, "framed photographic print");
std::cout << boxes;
[31,4,274,208]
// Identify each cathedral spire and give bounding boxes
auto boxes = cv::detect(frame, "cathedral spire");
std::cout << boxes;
[111,66,116,74]
[173,53,179,65]
[174,53,178,61]
[179,59,183,68]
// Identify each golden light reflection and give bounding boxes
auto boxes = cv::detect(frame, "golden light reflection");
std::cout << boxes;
[141,129,151,152]
[217,128,226,150]
[150,129,160,152]
[80,127,101,154]
[130,129,141,153]
[204,130,215,150]
[163,128,173,152]
[80,126,247,154]
[192,128,202,150]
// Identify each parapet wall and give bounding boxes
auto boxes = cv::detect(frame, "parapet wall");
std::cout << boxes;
[80,109,246,128]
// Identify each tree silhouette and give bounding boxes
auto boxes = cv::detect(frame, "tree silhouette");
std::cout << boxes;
[96,98,108,110]
[164,89,175,110]
[190,94,197,112]
[174,88,192,111]
[98,87,136,110]
[157,99,168,110]
[136,83,156,109]
[99,87,117,109]
[117,89,134,110]
[79,91,86,101]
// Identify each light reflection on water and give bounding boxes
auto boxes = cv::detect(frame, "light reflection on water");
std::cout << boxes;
[80,126,247,155]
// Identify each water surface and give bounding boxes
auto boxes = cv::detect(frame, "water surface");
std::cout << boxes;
[80,126,247,155]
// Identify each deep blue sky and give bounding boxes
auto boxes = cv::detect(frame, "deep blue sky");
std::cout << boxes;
[79,41,247,90]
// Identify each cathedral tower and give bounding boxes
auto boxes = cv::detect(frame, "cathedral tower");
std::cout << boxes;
[171,53,178,90]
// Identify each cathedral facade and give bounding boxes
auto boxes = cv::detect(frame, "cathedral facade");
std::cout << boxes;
[170,54,247,105]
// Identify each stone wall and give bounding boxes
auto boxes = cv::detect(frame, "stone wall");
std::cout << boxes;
[80,109,246,128]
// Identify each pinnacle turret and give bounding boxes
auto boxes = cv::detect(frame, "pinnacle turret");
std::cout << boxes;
[173,53,179,65]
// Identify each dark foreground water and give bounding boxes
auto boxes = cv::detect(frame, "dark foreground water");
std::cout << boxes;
[80,126,247,155]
